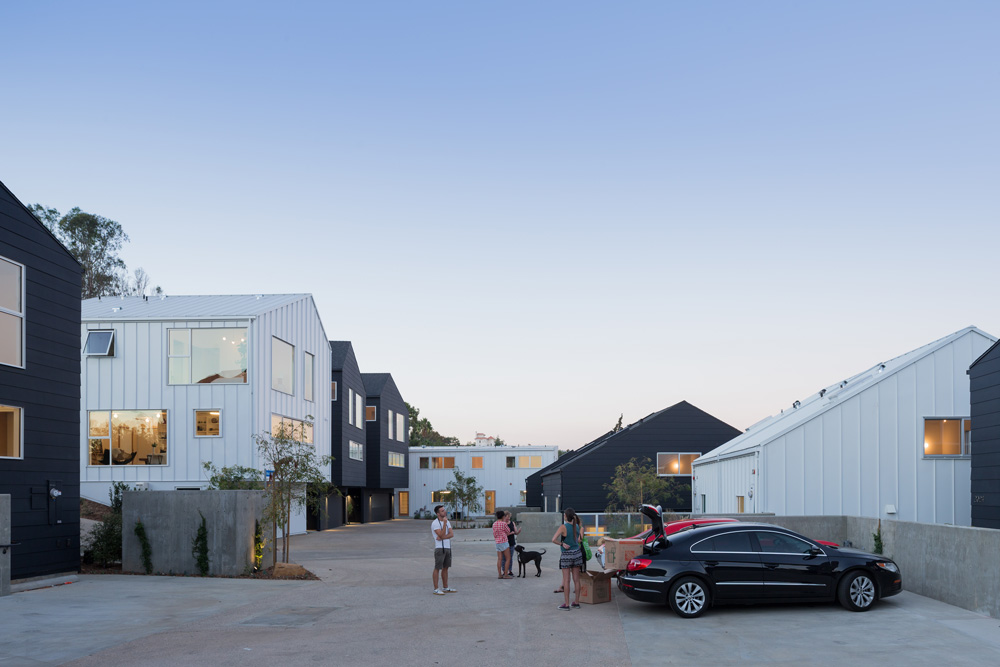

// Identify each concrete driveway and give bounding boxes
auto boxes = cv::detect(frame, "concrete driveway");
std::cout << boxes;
[2,519,1000,666]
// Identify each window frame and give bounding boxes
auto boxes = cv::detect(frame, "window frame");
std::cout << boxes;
[194,409,222,438]
[348,388,355,426]
[923,417,972,458]
[388,409,394,439]
[331,381,338,401]
[304,352,314,402]
[388,451,405,468]
[271,336,295,395]
[87,409,169,466]
[656,452,701,476]
[0,255,25,369]
[431,490,453,503]
[271,413,313,443]
[366,405,377,422]
[395,412,405,442]
[167,327,249,385]
[506,456,516,468]
[349,440,364,461]
[0,404,24,459]
[471,456,484,469]
[84,330,116,357]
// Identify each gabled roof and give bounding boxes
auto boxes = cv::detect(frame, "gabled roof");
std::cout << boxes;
[362,372,400,398]
[0,179,81,266]
[329,341,354,370]
[971,338,1000,369]
[82,294,311,321]
[695,326,997,465]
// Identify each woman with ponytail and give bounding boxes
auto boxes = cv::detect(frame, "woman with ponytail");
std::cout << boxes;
[551,508,584,609]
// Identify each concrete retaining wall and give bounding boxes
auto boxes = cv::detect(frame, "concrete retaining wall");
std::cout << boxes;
[517,512,563,544]
[1,495,9,596]
[122,490,268,576]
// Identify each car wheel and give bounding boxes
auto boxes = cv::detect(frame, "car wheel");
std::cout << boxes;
[669,576,709,618]
[839,571,877,612]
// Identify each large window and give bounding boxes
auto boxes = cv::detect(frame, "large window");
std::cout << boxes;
[0,256,24,368]
[304,352,314,401]
[89,410,168,466]
[395,412,405,442]
[431,490,453,503]
[924,418,972,457]
[271,337,294,394]
[348,388,355,426]
[657,452,700,476]
[195,410,221,437]
[85,330,115,356]
[271,414,313,443]
[366,406,377,421]
[0,405,22,458]
[419,456,454,469]
[388,409,394,439]
[349,440,364,461]
[168,328,247,384]
[472,456,484,469]
[518,455,542,468]
[388,451,405,467]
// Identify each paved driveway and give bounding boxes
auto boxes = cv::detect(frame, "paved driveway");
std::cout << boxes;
[2,519,999,666]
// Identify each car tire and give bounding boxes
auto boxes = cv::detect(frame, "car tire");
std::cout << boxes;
[838,570,877,612]
[668,576,710,618]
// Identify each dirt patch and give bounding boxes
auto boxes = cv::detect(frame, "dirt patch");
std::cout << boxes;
[81,499,112,522]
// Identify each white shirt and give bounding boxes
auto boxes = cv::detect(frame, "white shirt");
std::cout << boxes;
[431,518,451,548]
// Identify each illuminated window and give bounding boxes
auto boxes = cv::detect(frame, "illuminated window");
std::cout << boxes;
[472,456,484,469]
[271,414,313,443]
[517,455,542,468]
[431,490,452,503]
[0,256,24,368]
[366,406,377,421]
[0,404,22,458]
[924,418,971,457]
[389,452,405,467]
[331,381,338,400]
[195,410,221,437]
[169,328,248,384]
[657,452,700,476]
[431,457,455,469]
[88,410,168,466]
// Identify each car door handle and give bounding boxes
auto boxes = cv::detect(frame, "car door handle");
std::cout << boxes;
[764,563,779,569]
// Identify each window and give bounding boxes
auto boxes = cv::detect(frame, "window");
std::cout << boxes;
[355,391,364,429]
[304,352,314,401]
[168,328,248,384]
[366,406,377,421]
[754,531,815,554]
[657,452,700,476]
[924,418,972,457]
[270,414,313,443]
[271,337,294,394]
[348,388,355,426]
[88,410,168,466]
[419,456,429,469]
[85,330,115,356]
[431,490,452,503]
[0,405,22,458]
[472,456,484,469]
[195,410,221,437]
[395,412,405,442]
[331,381,338,401]
[389,451,405,467]
[427,457,454,469]
[506,456,516,468]
[388,409,394,439]
[518,455,542,468]
[349,440,364,461]
[520,490,527,503]
[0,256,24,368]
[692,531,753,553]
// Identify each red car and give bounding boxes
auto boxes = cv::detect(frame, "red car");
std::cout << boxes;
[632,506,839,547]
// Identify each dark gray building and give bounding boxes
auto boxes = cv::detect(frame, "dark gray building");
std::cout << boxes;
[1,179,82,580]
[971,340,1000,528]
[526,401,740,513]
[361,372,408,522]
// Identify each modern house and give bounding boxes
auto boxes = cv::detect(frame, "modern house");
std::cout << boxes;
[970,339,1000,528]
[526,401,740,513]
[409,445,559,515]
[693,327,996,526]
[80,294,331,534]
[1,179,83,580]
[328,341,368,525]
[360,372,408,521]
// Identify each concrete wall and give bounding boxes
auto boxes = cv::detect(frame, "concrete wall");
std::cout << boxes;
[122,490,268,576]
[1,495,9,596]
[518,512,563,544]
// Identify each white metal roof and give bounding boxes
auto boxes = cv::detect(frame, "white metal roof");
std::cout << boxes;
[694,326,997,465]
[82,294,312,321]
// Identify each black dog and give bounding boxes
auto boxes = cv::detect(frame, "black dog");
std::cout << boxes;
[514,545,546,578]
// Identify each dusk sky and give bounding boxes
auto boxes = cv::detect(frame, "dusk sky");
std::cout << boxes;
[4,2,998,449]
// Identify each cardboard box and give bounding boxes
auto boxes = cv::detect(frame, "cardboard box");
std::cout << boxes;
[578,568,616,604]
[603,538,644,571]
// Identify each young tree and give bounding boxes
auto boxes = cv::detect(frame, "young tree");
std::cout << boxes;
[604,457,688,512]
[254,416,335,566]
[445,468,484,526]
[493,435,506,447]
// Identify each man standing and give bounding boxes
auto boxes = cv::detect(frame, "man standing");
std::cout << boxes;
[431,505,456,595]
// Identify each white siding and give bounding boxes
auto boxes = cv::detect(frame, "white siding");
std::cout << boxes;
[694,451,756,515]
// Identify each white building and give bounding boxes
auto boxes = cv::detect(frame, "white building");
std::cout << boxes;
[692,326,996,526]
[80,294,331,533]
[406,445,558,515]
[474,432,496,446]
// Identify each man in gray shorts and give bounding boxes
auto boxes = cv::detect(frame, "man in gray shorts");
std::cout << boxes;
[431,505,456,595]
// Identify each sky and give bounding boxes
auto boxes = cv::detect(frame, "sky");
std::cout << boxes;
[3,2,999,450]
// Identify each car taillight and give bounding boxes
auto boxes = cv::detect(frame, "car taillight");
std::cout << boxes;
[627,558,652,572]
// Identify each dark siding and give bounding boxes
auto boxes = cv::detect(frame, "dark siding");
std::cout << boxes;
[971,344,1000,528]
[363,375,408,491]
[0,181,82,579]
[329,344,367,488]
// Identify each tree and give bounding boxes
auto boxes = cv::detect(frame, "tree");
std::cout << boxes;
[604,457,688,512]
[445,468,484,525]
[613,414,624,433]
[27,204,161,298]
[493,435,506,447]
[254,416,335,566]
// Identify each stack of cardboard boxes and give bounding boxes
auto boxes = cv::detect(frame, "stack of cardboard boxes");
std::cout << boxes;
[578,538,644,604]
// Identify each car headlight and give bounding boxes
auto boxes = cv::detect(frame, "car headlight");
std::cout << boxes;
[876,561,898,573]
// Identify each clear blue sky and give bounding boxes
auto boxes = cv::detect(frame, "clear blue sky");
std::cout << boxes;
[4,2,998,449]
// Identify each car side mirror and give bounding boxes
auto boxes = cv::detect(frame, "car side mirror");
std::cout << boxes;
[808,547,823,556]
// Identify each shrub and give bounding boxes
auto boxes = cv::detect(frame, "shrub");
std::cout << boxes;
[192,512,210,576]
[134,520,153,574]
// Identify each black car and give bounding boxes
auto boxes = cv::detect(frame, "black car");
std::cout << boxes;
[618,506,902,618]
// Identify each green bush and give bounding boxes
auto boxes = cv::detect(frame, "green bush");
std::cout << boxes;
[91,512,123,567]
[134,520,153,574]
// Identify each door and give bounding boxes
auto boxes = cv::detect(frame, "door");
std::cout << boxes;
[689,529,764,601]
[751,530,836,599]
[485,490,495,515]
[399,491,409,517]
[736,496,745,513]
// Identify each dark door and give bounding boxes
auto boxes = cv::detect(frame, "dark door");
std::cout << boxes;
[689,530,764,601]
[751,530,836,599]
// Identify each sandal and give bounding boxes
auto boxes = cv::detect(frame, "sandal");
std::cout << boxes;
[553,587,564,594]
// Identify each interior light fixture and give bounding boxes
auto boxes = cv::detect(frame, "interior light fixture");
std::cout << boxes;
[924,442,929,449]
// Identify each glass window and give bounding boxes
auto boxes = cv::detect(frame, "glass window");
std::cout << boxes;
[88,410,168,466]
[472,456,484,469]
[754,531,815,554]
[431,490,452,503]
[331,381,338,401]
[419,456,429,469]
[389,452,405,467]
[271,337,294,394]
[657,452,700,476]
[388,409,394,439]
[349,440,364,461]
[0,256,24,368]
[924,418,971,457]
[304,353,314,401]
[355,392,364,429]
[530,455,541,468]
[692,531,753,553]
[520,490,527,503]
[396,412,405,442]
[0,405,22,458]
[195,410,221,437]
[271,414,313,443]
[431,457,454,469]
[506,456,515,468]
[366,406,377,421]
[168,328,248,384]
[85,330,115,356]
[348,388,355,426]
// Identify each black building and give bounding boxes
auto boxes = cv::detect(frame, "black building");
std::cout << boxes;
[324,340,369,527]
[361,372,408,522]
[971,340,1000,528]
[0,179,82,580]
[526,401,740,513]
